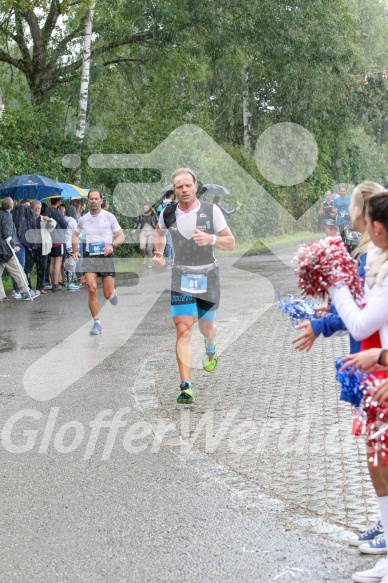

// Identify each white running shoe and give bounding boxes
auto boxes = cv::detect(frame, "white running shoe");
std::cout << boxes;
[352,558,388,583]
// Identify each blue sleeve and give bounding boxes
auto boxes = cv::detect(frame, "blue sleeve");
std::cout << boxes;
[310,310,347,338]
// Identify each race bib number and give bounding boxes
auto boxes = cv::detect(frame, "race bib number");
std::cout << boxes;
[340,211,348,218]
[180,273,208,294]
[89,242,106,256]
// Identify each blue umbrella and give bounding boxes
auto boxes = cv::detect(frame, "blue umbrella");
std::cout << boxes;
[0,174,63,200]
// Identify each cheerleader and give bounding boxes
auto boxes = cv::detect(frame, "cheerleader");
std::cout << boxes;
[328,192,388,583]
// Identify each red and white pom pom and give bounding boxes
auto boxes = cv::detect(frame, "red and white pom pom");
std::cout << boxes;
[295,236,363,301]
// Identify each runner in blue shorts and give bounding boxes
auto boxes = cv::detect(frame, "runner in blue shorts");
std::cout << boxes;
[153,168,235,404]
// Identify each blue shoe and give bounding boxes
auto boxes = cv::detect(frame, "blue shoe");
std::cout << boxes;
[359,533,387,555]
[349,521,384,547]
[66,283,81,290]
[109,290,118,306]
[90,321,103,335]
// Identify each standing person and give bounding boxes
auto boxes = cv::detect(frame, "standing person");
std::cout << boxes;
[324,192,388,583]
[11,199,36,296]
[333,185,351,236]
[0,197,39,301]
[162,190,175,266]
[133,202,158,268]
[212,196,241,219]
[62,205,80,291]
[44,197,68,291]
[153,168,235,404]
[318,190,337,236]
[101,199,109,210]
[30,201,56,294]
[72,188,125,335]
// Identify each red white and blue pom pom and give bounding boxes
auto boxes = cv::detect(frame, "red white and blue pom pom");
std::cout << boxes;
[295,236,363,302]
[335,357,367,406]
[355,377,388,466]
[278,292,319,326]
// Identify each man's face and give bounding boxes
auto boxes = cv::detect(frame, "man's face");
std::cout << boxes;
[173,174,198,205]
[88,191,102,212]
[339,187,347,198]
[31,204,41,218]
[325,192,332,202]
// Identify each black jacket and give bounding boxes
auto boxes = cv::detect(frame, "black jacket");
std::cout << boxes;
[0,209,16,262]
[44,206,68,244]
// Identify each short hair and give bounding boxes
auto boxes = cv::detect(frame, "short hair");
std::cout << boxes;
[171,168,197,185]
[31,200,41,208]
[50,197,62,205]
[1,197,13,211]
[88,188,103,200]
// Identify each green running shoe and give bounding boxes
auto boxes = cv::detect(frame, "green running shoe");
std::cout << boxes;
[177,381,194,404]
[203,342,218,372]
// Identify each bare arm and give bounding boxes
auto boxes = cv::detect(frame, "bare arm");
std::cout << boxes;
[71,230,81,259]
[152,224,167,267]
[103,228,125,256]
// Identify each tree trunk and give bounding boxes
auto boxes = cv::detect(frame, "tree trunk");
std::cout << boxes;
[242,64,251,151]
[0,91,4,119]
[76,4,95,141]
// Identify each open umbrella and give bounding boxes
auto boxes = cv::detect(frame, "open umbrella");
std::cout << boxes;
[58,183,89,199]
[0,174,63,200]
[198,183,231,196]
[160,184,174,195]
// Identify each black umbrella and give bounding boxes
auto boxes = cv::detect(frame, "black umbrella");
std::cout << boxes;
[0,174,63,200]
[198,183,231,196]
[160,184,174,195]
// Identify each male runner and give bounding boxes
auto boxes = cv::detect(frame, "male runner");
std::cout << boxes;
[153,168,235,403]
[72,189,125,335]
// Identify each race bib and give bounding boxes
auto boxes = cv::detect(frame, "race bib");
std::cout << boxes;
[340,211,348,218]
[180,273,208,294]
[89,242,106,256]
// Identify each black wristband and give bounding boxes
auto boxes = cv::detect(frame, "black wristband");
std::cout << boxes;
[378,349,388,366]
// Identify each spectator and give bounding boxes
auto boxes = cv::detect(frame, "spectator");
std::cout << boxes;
[43,197,68,291]
[11,199,36,296]
[133,202,158,268]
[0,197,39,301]
[63,205,81,290]
[30,201,56,294]
[212,196,241,219]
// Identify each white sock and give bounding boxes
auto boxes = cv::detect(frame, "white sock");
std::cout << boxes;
[109,289,116,300]
[377,495,388,539]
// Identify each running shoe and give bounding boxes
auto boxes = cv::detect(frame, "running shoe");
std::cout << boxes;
[349,521,384,547]
[90,321,103,335]
[359,533,387,555]
[177,381,194,404]
[352,558,388,582]
[202,341,218,372]
[65,283,81,290]
[12,291,22,299]
[109,290,118,306]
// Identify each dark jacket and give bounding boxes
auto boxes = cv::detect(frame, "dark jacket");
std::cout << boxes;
[0,209,16,262]
[44,206,68,244]
[12,203,37,248]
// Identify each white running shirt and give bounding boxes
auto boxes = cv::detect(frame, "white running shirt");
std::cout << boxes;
[76,210,121,251]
